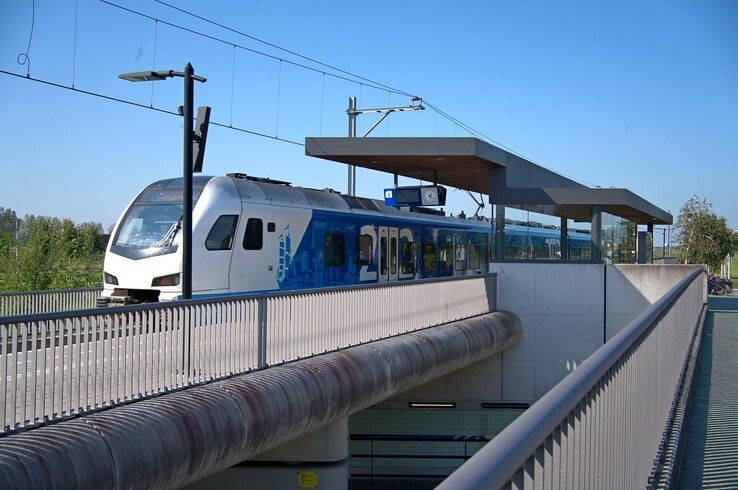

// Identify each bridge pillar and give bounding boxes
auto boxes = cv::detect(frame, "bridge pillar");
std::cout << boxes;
[187,419,349,489]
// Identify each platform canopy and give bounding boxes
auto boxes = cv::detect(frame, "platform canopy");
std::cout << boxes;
[305,136,672,225]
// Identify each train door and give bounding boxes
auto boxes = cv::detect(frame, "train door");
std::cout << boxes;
[378,226,399,283]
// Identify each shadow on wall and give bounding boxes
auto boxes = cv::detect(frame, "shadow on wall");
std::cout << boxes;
[606,264,704,341]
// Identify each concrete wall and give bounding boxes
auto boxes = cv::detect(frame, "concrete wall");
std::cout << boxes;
[490,263,605,401]
[383,263,604,405]
[189,420,349,490]
[605,264,704,340]
[387,263,704,405]
[387,354,504,408]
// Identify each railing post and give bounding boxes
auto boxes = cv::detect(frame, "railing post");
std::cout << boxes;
[258,297,268,369]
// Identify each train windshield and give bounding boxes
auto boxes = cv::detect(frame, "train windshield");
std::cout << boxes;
[110,176,210,259]
[115,204,182,250]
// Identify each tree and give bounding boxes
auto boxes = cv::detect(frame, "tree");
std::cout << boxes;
[674,196,732,271]
[0,208,106,291]
[0,207,19,236]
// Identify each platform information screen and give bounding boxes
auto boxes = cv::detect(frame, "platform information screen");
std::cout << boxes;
[384,185,446,207]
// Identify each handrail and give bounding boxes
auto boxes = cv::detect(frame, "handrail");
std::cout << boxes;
[0,288,103,318]
[439,267,704,489]
[0,287,102,298]
[0,273,491,324]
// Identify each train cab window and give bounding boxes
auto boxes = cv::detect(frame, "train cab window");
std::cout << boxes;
[469,244,481,269]
[357,234,373,266]
[422,243,436,273]
[401,241,418,274]
[324,234,345,267]
[206,215,238,250]
[439,243,453,272]
[455,242,467,271]
[243,218,263,250]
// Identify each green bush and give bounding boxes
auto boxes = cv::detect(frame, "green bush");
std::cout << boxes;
[0,207,105,291]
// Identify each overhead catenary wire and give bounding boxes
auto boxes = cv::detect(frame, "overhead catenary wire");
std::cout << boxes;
[423,100,599,187]
[229,44,236,126]
[72,0,79,87]
[98,0,413,98]
[143,0,599,188]
[153,0,417,99]
[319,72,326,136]
[16,0,35,75]
[150,20,159,107]
[275,59,282,138]
[98,2,494,143]
[7,1,599,192]
[0,69,305,147]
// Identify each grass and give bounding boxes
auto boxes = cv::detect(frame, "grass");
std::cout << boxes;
[733,256,738,283]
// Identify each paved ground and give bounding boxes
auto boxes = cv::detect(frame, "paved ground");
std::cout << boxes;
[678,293,738,489]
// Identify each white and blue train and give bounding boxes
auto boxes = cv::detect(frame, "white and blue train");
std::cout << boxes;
[101,173,592,304]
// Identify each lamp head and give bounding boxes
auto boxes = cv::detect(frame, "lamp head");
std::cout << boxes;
[118,70,172,82]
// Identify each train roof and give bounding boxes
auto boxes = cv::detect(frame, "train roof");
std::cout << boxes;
[143,175,589,236]
[221,173,492,229]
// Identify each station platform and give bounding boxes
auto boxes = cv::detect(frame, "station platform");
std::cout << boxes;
[679,293,738,488]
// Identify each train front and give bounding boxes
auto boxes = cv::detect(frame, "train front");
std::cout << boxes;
[99,176,217,306]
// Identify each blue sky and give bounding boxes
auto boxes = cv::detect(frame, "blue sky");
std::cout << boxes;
[0,0,736,237]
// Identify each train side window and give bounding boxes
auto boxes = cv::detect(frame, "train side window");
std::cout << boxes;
[439,243,453,272]
[390,236,397,274]
[422,243,436,273]
[206,215,238,250]
[401,241,418,274]
[324,234,345,267]
[380,237,388,274]
[455,241,467,271]
[243,218,263,250]
[469,244,480,269]
[357,234,373,266]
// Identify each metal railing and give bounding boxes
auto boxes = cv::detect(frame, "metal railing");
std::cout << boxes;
[0,288,103,317]
[439,267,705,489]
[0,274,495,435]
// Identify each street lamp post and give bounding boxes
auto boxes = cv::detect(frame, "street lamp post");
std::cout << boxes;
[119,63,206,300]
[181,64,195,301]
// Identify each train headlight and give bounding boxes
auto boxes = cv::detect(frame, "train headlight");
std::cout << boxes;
[104,272,119,285]
[152,273,181,287]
